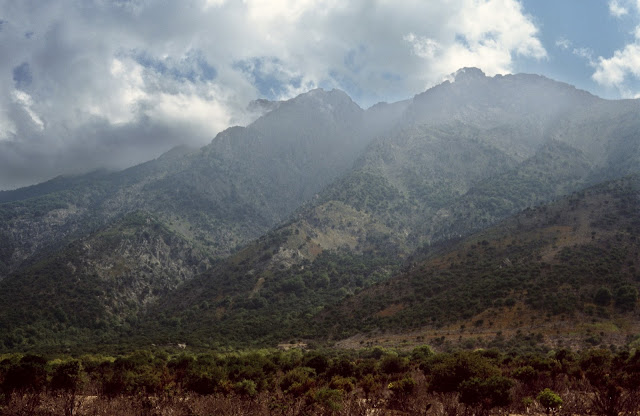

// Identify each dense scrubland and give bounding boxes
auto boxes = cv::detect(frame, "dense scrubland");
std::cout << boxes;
[2,344,640,415]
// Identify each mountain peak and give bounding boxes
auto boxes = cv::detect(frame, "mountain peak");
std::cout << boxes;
[298,87,354,103]
[452,67,486,82]
[281,87,362,116]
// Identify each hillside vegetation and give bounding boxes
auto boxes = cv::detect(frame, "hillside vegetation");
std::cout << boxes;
[0,68,640,352]
[326,175,640,349]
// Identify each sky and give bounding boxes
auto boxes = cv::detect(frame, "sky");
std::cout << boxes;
[1,0,640,190]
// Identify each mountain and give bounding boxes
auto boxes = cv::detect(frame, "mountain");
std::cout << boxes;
[1,68,640,351]
[0,88,396,280]
[324,174,640,350]
[136,71,640,348]
[0,210,212,349]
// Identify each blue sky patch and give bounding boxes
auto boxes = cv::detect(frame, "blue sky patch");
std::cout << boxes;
[132,50,217,83]
[233,57,302,100]
[12,62,32,89]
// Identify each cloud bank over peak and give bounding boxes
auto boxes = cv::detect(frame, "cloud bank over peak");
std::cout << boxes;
[0,0,546,190]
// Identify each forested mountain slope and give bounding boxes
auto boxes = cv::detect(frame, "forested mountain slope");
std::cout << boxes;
[1,68,640,351]
[143,65,640,345]
[325,174,640,349]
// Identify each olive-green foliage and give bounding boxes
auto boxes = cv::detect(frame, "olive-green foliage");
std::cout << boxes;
[459,376,513,411]
[427,351,500,393]
[328,375,355,392]
[615,285,638,311]
[0,345,639,416]
[50,360,83,392]
[579,348,612,386]
[512,365,538,383]
[537,388,563,413]
[326,175,640,337]
[388,375,416,396]
[280,367,316,396]
[313,387,344,411]
[234,379,258,397]
[594,287,613,306]
[379,354,409,374]
[411,345,434,362]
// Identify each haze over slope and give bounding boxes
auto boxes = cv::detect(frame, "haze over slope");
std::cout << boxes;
[0,88,395,279]
[1,68,639,350]
[142,69,640,348]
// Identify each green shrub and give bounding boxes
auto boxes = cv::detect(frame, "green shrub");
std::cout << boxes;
[329,375,355,392]
[537,388,563,414]
[388,376,416,395]
[280,367,316,396]
[594,287,613,306]
[428,352,500,393]
[512,365,537,382]
[459,376,513,410]
[234,379,257,397]
[313,387,343,411]
[380,354,408,374]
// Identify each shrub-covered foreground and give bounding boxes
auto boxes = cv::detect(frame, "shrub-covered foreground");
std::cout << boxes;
[1,346,640,415]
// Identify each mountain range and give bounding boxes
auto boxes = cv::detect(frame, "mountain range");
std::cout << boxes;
[0,67,639,352]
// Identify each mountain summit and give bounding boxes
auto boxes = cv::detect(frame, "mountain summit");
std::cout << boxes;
[452,66,486,82]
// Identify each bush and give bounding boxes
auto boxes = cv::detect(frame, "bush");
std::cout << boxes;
[537,388,562,414]
[388,376,416,396]
[280,367,316,396]
[234,379,257,397]
[615,285,638,311]
[313,387,343,411]
[512,365,538,382]
[594,287,613,306]
[428,352,500,393]
[329,375,355,392]
[2,355,48,394]
[459,376,513,411]
[380,354,408,374]
[50,360,83,392]
[411,345,434,361]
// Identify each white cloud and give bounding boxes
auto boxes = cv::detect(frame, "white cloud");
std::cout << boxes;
[0,0,546,189]
[402,0,546,85]
[573,47,595,63]
[12,90,44,130]
[592,19,640,97]
[556,38,572,50]
[149,89,233,137]
[0,112,17,140]
[592,43,640,94]
[404,33,441,59]
[609,0,629,17]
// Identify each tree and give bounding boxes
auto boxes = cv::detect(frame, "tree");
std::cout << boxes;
[2,355,47,394]
[615,285,638,311]
[428,352,500,393]
[50,360,83,416]
[537,388,562,415]
[594,287,612,306]
[459,376,513,416]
